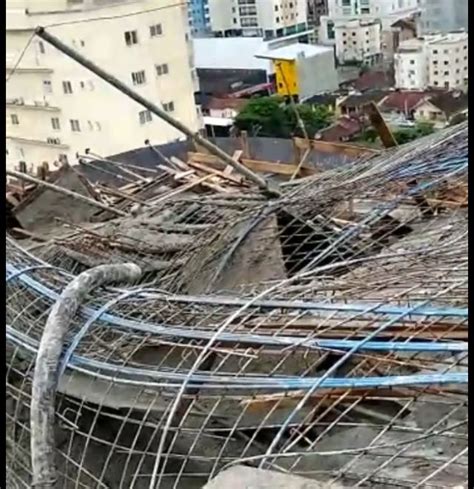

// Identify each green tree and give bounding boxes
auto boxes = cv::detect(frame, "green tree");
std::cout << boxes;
[234,96,290,137]
[392,122,435,145]
[234,96,333,138]
[284,104,332,137]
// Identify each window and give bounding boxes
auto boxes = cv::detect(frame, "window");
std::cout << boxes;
[444,71,449,76]
[47,137,61,145]
[96,122,102,131]
[456,69,460,74]
[433,60,438,65]
[51,117,60,130]
[80,40,85,47]
[455,58,459,63]
[410,60,415,64]
[276,17,280,22]
[241,17,258,27]
[352,32,356,36]
[131,70,146,85]
[433,50,438,54]
[88,120,94,131]
[343,40,347,45]
[444,81,449,88]
[70,119,81,132]
[150,24,163,37]
[274,5,278,11]
[443,49,448,54]
[63,81,73,94]
[43,80,52,93]
[139,110,152,124]
[240,6,257,15]
[434,70,438,75]
[444,61,449,65]
[11,114,19,125]
[156,63,169,76]
[433,81,439,86]
[163,101,175,112]
[343,32,347,36]
[80,81,85,89]
[353,41,357,45]
[38,41,45,54]
[124,30,138,46]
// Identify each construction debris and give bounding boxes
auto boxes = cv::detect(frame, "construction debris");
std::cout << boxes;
[6,122,468,489]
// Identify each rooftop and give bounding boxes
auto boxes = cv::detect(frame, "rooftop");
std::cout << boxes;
[193,37,272,71]
[423,91,469,117]
[256,43,333,61]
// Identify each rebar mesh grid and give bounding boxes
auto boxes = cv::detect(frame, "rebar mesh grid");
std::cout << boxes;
[6,123,468,488]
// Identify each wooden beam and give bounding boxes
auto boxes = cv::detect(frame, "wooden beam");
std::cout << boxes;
[293,137,380,158]
[363,101,398,149]
[187,152,317,178]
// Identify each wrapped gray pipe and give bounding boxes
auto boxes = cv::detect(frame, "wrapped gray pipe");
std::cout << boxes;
[30,263,142,488]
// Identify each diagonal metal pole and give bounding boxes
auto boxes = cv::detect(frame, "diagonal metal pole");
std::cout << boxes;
[35,27,280,197]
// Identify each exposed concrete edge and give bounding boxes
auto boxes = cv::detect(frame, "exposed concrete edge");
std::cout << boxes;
[202,465,351,489]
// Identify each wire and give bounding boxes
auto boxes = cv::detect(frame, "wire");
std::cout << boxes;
[41,1,186,29]
[6,1,187,82]
[6,32,35,84]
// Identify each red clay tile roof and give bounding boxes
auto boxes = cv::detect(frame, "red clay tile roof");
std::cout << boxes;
[426,91,468,117]
[379,91,433,112]
[317,116,363,142]
[353,71,395,92]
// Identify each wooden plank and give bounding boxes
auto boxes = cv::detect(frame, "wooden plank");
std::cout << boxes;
[187,160,245,186]
[187,152,317,178]
[293,137,380,158]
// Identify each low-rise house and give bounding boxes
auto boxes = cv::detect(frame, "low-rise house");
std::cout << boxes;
[315,115,364,142]
[202,97,248,120]
[339,90,389,115]
[378,90,434,123]
[413,90,468,128]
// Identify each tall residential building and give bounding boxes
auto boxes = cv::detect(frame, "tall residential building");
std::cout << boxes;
[188,0,211,36]
[417,0,468,34]
[320,0,420,46]
[6,0,201,172]
[208,0,308,39]
[335,19,382,65]
[394,31,468,90]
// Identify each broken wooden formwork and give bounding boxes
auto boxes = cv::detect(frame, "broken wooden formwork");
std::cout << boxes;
[6,123,468,489]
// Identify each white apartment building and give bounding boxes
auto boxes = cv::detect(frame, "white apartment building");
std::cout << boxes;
[208,0,308,39]
[394,31,468,90]
[394,38,428,88]
[6,0,201,173]
[320,0,420,48]
[335,19,382,64]
[427,32,468,90]
[417,0,468,35]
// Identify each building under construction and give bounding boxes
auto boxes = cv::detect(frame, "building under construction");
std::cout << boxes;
[6,118,468,488]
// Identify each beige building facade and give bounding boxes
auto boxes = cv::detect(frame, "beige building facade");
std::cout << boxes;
[6,0,201,172]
